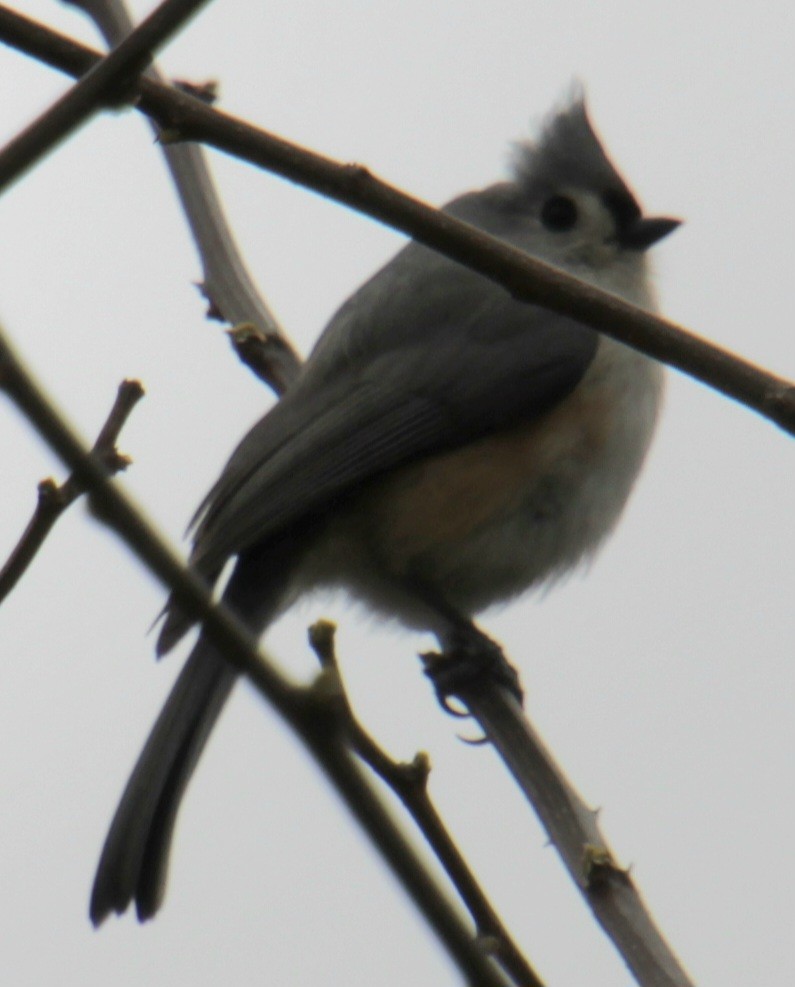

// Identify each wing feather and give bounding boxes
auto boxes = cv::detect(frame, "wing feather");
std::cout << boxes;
[189,302,598,576]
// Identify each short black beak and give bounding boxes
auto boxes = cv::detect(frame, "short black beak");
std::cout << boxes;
[617,215,682,252]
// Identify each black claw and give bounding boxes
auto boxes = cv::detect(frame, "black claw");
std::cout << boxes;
[457,730,490,746]
[440,694,471,718]
[421,624,524,714]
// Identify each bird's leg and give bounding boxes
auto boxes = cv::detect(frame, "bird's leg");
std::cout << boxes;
[424,620,524,711]
[409,581,524,709]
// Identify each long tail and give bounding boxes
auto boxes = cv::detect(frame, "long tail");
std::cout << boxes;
[90,642,236,923]
[90,539,301,924]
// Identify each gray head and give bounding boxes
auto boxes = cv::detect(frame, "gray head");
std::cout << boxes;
[505,95,680,272]
[311,94,680,377]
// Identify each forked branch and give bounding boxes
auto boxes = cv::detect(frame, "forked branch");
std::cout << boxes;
[0,378,143,604]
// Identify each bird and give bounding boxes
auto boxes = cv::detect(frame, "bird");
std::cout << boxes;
[90,95,679,924]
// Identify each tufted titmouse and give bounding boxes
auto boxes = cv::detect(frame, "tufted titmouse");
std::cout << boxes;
[90,96,679,923]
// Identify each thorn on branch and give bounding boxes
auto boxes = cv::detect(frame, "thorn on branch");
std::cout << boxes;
[582,843,629,892]
[340,161,373,185]
[226,322,300,393]
[173,78,218,104]
[194,281,223,320]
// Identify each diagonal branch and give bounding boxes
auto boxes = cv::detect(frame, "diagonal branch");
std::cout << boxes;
[448,673,694,987]
[63,0,301,396]
[0,323,511,987]
[0,6,793,436]
[0,0,213,194]
[0,378,143,605]
[308,620,544,987]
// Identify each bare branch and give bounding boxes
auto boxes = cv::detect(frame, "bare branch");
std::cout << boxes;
[1,7,793,437]
[308,620,544,987]
[64,0,301,395]
[0,0,212,194]
[0,378,143,605]
[0,324,509,987]
[441,668,694,987]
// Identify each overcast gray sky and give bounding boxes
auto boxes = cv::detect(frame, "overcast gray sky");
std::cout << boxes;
[1,2,793,985]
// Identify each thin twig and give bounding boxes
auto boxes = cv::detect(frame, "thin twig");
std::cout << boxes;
[1,7,792,436]
[0,324,509,987]
[308,620,544,987]
[0,378,143,605]
[63,0,301,396]
[0,0,213,194]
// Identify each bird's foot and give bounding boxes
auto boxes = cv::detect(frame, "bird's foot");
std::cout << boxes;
[421,623,524,713]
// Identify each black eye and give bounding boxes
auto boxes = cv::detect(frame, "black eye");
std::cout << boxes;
[540,195,578,232]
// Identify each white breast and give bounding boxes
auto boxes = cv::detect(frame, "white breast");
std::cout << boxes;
[296,256,665,630]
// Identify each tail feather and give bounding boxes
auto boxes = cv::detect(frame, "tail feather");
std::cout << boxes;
[91,534,305,924]
[90,645,235,924]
